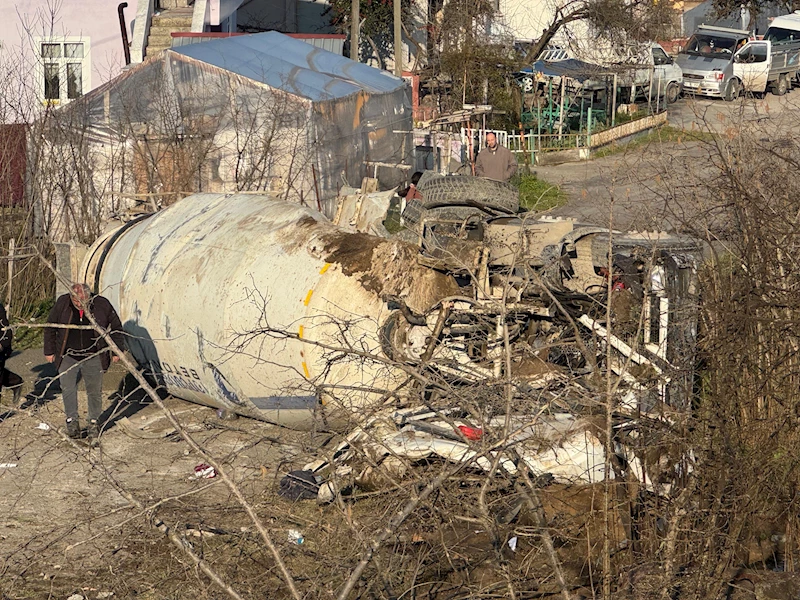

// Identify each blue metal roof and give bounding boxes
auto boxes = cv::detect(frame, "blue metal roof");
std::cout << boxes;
[519,59,612,83]
[171,31,404,101]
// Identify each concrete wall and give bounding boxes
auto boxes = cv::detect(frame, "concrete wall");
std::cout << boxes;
[588,112,668,148]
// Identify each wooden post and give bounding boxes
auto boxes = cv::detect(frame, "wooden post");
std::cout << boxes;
[431,130,438,173]
[612,73,618,127]
[311,165,322,213]
[6,238,14,314]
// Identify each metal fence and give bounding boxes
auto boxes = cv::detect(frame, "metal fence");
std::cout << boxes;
[461,127,589,161]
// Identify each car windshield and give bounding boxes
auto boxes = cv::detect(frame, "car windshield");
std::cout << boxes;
[765,26,800,42]
[682,34,744,57]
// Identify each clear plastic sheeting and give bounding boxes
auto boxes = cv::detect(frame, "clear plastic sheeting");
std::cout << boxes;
[39,32,411,238]
[173,33,403,101]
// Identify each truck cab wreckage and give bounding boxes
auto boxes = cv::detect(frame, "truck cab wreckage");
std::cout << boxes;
[77,177,701,499]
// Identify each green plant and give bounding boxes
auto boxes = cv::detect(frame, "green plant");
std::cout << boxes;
[12,296,54,350]
[511,173,567,212]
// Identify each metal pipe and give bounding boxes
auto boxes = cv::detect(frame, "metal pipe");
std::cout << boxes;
[394,0,402,76]
[91,213,153,294]
[351,0,359,61]
[118,2,131,66]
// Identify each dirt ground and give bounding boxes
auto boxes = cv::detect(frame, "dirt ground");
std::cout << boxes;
[0,350,326,599]
[534,94,800,234]
[4,93,800,599]
[0,351,636,600]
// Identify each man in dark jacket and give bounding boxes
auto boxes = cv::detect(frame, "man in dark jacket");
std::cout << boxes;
[475,132,517,182]
[0,303,23,405]
[44,283,125,439]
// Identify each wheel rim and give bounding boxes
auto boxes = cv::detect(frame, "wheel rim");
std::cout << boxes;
[667,83,679,103]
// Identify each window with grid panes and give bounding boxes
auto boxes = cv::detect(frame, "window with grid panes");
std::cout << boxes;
[37,38,90,103]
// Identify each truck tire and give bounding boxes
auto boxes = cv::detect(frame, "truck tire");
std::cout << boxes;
[771,74,789,96]
[665,82,680,104]
[402,201,485,229]
[723,79,741,102]
[415,174,520,213]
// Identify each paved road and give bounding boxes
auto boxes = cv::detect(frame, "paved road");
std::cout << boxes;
[531,92,800,233]
[535,138,715,232]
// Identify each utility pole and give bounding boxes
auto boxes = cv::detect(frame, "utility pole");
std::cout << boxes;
[394,0,402,76]
[351,0,360,62]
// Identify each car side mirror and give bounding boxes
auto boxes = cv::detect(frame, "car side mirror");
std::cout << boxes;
[734,54,742,63]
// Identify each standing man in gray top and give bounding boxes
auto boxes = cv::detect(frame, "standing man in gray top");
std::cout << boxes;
[475,132,517,182]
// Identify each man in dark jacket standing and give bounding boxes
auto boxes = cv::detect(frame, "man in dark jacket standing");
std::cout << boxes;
[0,302,23,405]
[44,283,125,439]
[475,132,517,182]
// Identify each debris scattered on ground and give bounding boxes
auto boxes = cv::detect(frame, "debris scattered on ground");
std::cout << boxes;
[185,525,227,538]
[278,470,321,500]
[215,408,238,420]
[116,416,176,439]
[191,464,216,479]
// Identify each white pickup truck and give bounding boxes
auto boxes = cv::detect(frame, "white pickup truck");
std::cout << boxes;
[733,38,800,95]
[678,17,800,100]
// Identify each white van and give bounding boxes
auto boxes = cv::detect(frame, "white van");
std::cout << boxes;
[765,11,800,43]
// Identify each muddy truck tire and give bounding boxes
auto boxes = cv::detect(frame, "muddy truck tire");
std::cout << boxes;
[416,174,520,213]
[403,174,520,227]
[402,200,488,228]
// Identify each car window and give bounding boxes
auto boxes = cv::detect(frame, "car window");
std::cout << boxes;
[737,44,768,63]
[653,47,670,65]
[682,34,738,56]
[752,44,768,62]
[765,27,799,42]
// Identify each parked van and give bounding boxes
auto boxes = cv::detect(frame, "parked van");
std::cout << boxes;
[624,43,684,104]
[676,25,750,101]
[764,11,800,44]
[679,19,800,100]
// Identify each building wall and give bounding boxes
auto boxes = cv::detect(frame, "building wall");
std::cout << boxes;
[497,0,554,41]
[235,0,334,34]
[0,0,138,120]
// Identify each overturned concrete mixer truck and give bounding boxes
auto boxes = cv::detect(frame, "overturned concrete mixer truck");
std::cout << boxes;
[78,188,702,428]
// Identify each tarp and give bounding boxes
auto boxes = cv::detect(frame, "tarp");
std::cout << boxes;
[520,59,616,83]
[40,31,412,232]
[173,32,403,101]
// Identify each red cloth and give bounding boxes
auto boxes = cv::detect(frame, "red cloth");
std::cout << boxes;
[406,186,423,200]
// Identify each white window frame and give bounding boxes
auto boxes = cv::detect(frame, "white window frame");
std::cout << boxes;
[33,36,92,105]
